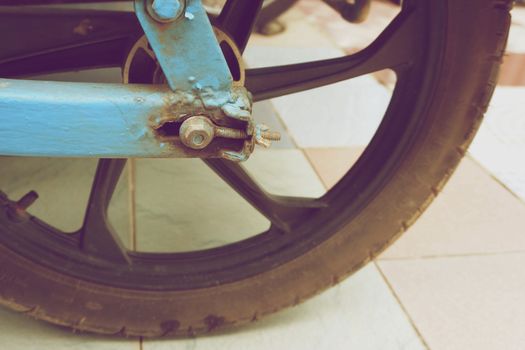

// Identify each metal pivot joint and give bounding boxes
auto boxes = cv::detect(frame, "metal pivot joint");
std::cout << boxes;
[147,0,186,23]
[179,116,281,150]
[134,0,281,161]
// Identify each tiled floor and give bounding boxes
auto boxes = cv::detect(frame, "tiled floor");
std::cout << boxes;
[1,1,525,349]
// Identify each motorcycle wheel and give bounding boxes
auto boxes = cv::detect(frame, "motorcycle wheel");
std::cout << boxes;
[0,0,512,337]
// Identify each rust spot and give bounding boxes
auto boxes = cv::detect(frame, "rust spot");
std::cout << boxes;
[160,320,180,336]
[204,315,225,332]
[73,19,94,36]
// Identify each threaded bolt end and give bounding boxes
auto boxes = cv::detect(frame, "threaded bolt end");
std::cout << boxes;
[260,131,281,141]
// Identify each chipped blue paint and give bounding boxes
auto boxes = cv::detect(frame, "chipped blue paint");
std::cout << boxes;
[0,79,175,157]
[135,0,232,92]
[184,10,195,20]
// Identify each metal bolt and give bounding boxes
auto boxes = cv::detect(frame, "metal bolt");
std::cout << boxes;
[148,0,184,23]
[179,116,216,150]
[254,124,281,148]
[179,116,281,150]
[16,190,39,210]
[7,190,39,222]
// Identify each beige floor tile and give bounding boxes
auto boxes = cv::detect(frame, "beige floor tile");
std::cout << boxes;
[297,0,400,51]
[507,7,525,53]
[272,73,390,148]
[144,264,425,350]
[243,149,325,197]
[0,307,138,350]
[0,157,132,247]
[303,147,364,189]
[252,101,296,149]
[244,44,345,69]
[133,150,324,252]
[380,156,525,259]
[247,5,335,49]
[469,87,525,201]
[0,158,97,233]
[378,253,525,350]
[498,53,525,86]
[133,158,269,252]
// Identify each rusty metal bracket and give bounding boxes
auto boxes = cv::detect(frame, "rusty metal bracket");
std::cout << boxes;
[0,78,261,161]
[0,1,280,161]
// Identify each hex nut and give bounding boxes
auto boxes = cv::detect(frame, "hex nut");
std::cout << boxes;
[148,0,184,23]
[179,116,215,150]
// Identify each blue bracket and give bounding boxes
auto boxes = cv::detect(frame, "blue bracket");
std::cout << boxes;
[134,0,233,92]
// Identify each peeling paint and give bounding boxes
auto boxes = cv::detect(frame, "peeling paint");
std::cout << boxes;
[185,11,194,20]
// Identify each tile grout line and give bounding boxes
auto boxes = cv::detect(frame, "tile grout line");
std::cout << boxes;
[265,100,300,149]
[378,249,525,261]
[302,148,331,189]
[374,261,432,350]
[466,153,525,206]
[294,2,349,54]
[262,99,331,188]
[307,145,431,348]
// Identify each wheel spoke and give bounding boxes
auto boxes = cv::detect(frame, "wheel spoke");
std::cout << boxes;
[246,6,423,101]
[0,7,142,77]
[205,159,326,232]
[217,0,265,53]
[80,159,130,264]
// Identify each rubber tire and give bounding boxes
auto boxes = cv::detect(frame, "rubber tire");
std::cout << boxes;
[0,0,512,337]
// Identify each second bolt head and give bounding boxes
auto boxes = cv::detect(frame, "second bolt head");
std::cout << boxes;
[149,0,184,23]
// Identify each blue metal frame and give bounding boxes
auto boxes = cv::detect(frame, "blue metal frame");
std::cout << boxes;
[0,0,242,159]
[0,79,175,157]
